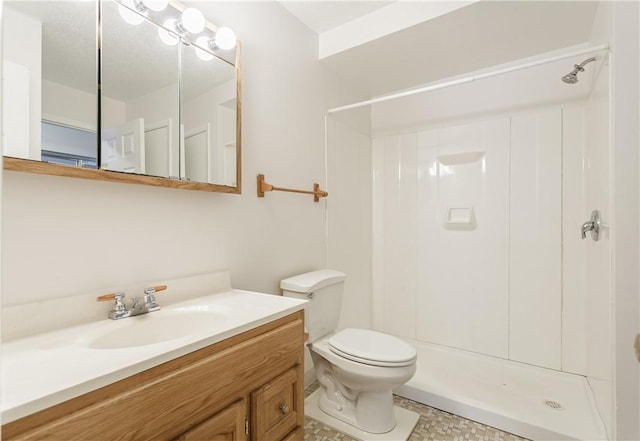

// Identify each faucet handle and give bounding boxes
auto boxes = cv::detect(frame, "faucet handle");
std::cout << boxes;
[144,285,167,295]
[143,285,166,312]
[97,291,126,302]
[97,292,130,320]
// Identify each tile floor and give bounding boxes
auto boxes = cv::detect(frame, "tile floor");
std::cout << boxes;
[303,383,529,441]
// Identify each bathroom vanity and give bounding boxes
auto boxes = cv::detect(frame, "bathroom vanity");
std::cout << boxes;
[2,280,306,441]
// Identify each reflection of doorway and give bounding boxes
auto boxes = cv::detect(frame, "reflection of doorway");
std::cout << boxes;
[144,119,172,178]
[101,118,145,173]
[41,120,97,168]
[183,124,211,183]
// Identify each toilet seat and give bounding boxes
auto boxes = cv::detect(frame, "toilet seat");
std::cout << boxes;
[328,328,417,367]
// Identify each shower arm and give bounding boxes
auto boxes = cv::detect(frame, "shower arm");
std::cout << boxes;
[574,56,597,72]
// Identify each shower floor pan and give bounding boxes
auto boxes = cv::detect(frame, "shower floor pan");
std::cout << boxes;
[394,339,608,440]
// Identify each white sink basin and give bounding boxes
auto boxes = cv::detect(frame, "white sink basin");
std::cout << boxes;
[2,289,307,424]
[88,308,230,349]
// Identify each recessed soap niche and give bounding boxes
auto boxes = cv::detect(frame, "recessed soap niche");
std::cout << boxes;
[438,150,484,230]
[444,205,476,230]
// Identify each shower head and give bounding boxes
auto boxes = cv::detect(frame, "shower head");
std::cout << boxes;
[561,72,579,84]
[561,56,596,84]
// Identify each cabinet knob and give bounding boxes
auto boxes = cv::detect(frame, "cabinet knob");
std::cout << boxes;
[279,404,289,414]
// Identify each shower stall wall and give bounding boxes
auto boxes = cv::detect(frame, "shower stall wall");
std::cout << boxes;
[372,105,583,372]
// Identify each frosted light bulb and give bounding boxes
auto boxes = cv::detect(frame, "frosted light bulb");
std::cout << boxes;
[118,0,144,25]
[142,0,168,11]
[181,8,205,34]
[158,19,179,46]
[195,37,214,61]
[215,27,236,50]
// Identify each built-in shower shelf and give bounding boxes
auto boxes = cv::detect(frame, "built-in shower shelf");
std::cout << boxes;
[438,151,485,166]
[444,205,476,230]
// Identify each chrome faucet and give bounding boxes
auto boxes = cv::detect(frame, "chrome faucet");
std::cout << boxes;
[97,285,167,320]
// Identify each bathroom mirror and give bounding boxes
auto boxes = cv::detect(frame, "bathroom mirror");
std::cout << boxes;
[101,0,180,178]
[181,41,237,186]
[1,0,98,165]
[2,0,242,194]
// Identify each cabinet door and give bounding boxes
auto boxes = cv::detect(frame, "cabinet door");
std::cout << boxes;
[281,428,303,441]
[175,399,246,441]
[251,368,302,441]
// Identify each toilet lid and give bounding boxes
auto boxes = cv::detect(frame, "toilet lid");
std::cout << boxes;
[328,328,417,367]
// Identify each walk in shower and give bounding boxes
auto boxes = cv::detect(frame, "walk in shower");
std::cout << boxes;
[325,44,612,440]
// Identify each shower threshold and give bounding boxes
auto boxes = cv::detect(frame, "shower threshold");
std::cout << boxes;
[394,339,608,440]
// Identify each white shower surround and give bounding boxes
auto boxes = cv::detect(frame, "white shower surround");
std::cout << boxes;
[372,104,585,372]
[368,100,611,437]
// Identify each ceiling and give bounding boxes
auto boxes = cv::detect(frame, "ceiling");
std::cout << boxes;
[281,1,600,97]
[278,1,394,33]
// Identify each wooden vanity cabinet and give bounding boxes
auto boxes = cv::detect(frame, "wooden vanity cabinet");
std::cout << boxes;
[2,311,305,441]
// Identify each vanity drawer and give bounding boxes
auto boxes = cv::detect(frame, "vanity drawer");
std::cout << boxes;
[251,367,302,441]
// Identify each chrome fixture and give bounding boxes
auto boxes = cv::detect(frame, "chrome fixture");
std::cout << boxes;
[561,57,596,84]
[581,210,601,241]
[97,285,167,320]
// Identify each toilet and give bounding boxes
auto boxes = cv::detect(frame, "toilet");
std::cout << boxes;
[281,270,418,437]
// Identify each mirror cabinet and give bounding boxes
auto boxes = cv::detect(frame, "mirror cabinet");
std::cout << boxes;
[2,0,241,193]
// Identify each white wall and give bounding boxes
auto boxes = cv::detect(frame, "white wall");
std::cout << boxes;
[610,1,640,439]
[1,2,366,311]
[42,80,97,131]
[326,114,372,332]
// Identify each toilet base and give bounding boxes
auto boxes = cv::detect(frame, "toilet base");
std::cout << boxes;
[305,389,419,441]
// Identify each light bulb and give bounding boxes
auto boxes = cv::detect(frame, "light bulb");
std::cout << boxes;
[118,0,144,25]
[195,37,214,61]
[142,0,167,11]
[181,8,205,34]
[158,19,179,46]
[215,27,236,50]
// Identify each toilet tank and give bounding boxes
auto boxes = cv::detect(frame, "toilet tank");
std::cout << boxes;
[281,269,346,342]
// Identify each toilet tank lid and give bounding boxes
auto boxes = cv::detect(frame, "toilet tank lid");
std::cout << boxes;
[280,269,346,293]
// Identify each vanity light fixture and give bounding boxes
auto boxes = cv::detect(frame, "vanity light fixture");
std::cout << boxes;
[177,8,205,34]
[158,18,180,45]
[214,27,237,50]
[118,0,145,25]
[143,0,168,11]
[194,36,215,61]
[157,8,206,47]
[117,0,234,55]
[118,0,168,25]
[194,28,237,61]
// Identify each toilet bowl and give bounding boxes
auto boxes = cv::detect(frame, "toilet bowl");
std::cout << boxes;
[280,270,418,436]
[310,328,416,433]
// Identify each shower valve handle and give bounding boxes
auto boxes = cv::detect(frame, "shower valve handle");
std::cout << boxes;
[581,210,600,241]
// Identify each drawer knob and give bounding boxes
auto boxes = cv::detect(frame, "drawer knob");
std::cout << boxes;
[279,404,289,414]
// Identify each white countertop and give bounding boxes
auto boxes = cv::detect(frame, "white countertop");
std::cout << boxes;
[2,290,306,423]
